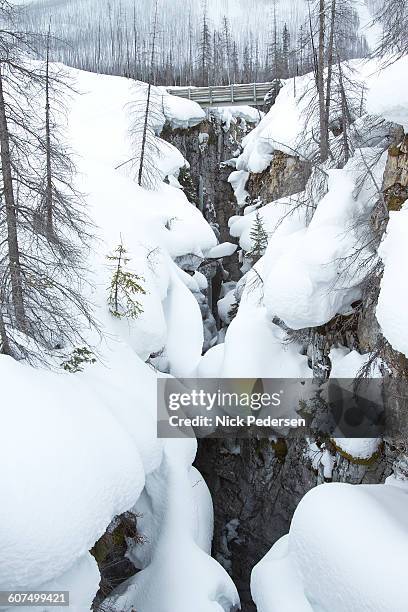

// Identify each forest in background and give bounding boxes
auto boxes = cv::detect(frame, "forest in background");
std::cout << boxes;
[17,0,370,86]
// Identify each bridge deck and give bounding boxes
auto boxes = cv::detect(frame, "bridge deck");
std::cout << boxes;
[167,82,274,107]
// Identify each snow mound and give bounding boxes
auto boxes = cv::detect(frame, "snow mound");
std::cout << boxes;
[376,209,408,357]
[262,149,387,329]
[237,59,381,175]
[0,356,146,589]
[103,443,240,612]
[210,105,263,130]
[162,90,206,129]
[0,63,232,609]
[221,306,311,379]
[207,242,238,259]
[366,56,408,130]
[252,481,408,612]
[229,195,306,253]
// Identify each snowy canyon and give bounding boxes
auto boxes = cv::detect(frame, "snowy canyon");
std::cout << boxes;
[1,27,408,612]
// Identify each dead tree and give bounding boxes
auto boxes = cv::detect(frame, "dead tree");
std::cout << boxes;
[0,11,97,363]
[137,0,158,188]
[317,0,329,162]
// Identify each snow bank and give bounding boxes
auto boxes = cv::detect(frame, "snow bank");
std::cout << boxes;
[162,89,206,129]
[237,59,381,175]
[0,355,147,589]
[366,56,408,130]
[105,441,240,612]
[262,149,387,329]
[236,75,305,172]
[376,209,408,357]
[210,105,263,130]
[252,481,408,612]
[0,64,235,610]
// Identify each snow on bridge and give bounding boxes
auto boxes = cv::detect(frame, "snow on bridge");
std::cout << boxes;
[166,82,274,107]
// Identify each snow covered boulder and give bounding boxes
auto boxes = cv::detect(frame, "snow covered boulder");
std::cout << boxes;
[366,56,408,130]
[162,91,206,129]
[252,481,408,612]
[262,150,387,329]
[377,210,408,358]
[207,242,238,259]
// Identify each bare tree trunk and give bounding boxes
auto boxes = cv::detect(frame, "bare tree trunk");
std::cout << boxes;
[138,83,152,186]
[337,52,350,163]
[45,24,53,237]
[325,0,336,140]
[308,1,318,84]
[0,309,11,356]
[0,65,26,330]
[318,0,329,161]
[138,0,158,187]
[133,4,138,78]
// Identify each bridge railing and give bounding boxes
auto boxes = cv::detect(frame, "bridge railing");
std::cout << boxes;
[167,82,274,107]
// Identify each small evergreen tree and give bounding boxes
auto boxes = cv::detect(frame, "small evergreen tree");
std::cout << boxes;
[198,0,212,86]
[248,212,269,263]
[107,242,146,319]
[61,347,97,373]
[282,23,290,78]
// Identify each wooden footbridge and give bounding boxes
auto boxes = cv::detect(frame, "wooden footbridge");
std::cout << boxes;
[167,82,275,108]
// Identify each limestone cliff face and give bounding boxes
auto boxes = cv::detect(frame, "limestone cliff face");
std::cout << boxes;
[382,134,408,211]
[246,150,312,204]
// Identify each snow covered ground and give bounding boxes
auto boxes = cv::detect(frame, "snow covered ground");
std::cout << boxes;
[0,68,238,611]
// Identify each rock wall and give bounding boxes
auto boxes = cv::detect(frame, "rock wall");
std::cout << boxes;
[195,437,390,612]
[161,114,258,283]
[246,150,312,204]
